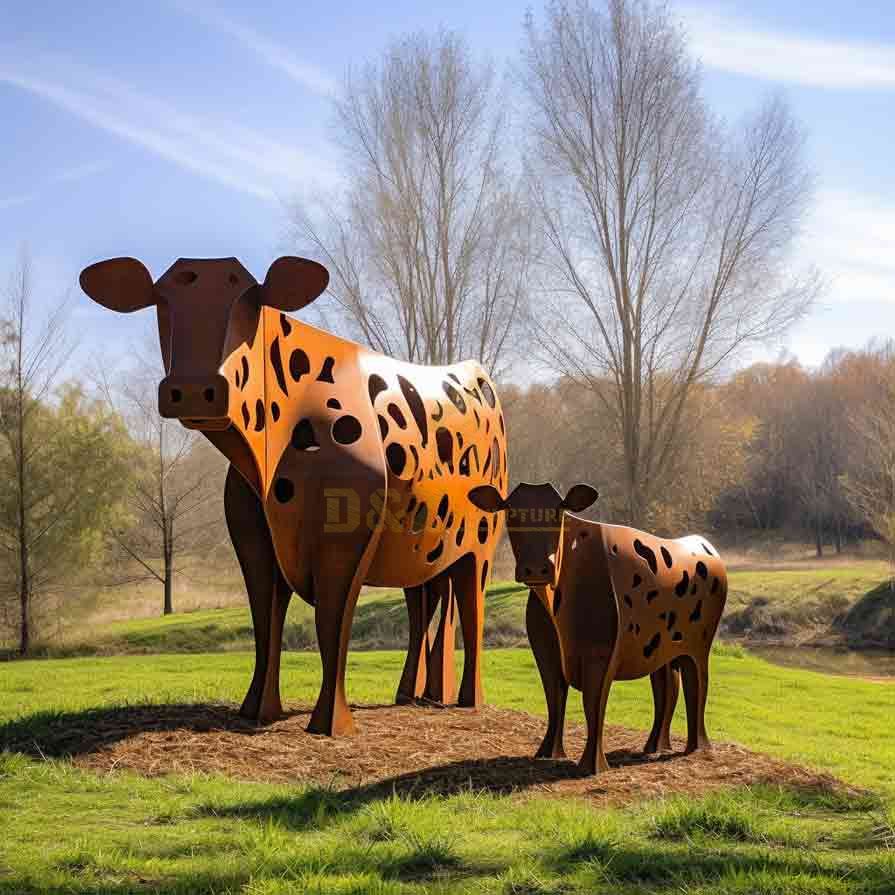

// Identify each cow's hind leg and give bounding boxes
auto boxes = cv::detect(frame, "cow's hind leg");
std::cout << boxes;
[526,590,568,758]
[225,466,292,722]
[452,554,486,708]
[396,585,437,704]
[424,575,457,704]
[679,654,711,753]
[644,663,680,754]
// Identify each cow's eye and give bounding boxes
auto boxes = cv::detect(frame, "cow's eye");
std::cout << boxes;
[174,270,198,285]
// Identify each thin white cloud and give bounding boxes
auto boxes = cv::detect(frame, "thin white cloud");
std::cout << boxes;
[681,5,895,89]
[0,159,112,210]
[177,2,337,96]
[0,56,337,202]
[799,188,895,305]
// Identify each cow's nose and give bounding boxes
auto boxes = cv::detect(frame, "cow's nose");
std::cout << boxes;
[158,374,229,424]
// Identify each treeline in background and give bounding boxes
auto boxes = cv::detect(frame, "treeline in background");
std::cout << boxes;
[1,1,893,653]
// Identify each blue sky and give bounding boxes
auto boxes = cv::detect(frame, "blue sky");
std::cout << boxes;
[1,0,893,370]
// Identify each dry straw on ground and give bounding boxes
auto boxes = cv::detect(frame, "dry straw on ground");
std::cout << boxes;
[5,703,858,807]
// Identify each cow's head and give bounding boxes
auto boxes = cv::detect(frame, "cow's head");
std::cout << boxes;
[469,482,598,587]
[80,256,328,430]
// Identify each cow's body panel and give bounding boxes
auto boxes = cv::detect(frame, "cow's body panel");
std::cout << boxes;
[215,309,506,595]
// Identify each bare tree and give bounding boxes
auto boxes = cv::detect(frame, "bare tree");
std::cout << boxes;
[841,355,895,572]
[292,29,534,375]
[96,358,227,616]
[523,0,819,525]
[0,252,130,652]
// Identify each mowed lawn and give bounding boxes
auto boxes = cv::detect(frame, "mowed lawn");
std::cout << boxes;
[1,647,893,894]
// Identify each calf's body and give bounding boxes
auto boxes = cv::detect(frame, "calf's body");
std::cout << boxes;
[533,515,727,773]
[468,481,727,775]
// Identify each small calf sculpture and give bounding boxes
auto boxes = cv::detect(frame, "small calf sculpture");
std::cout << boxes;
[469,483,727,775]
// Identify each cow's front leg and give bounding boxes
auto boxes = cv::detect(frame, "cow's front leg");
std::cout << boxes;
[644,663,680,754]
[225,466,292,722]
[307,535,379,737]
[526,590,568,758]
[578,654,617,775]
[453,554,486,708]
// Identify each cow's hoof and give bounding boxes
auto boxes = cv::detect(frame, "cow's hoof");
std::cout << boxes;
[577,755,610,776]
[307,703,357,737]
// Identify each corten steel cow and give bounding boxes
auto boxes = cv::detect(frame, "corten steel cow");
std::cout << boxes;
[80,256,507,736]
[469,483,727,775]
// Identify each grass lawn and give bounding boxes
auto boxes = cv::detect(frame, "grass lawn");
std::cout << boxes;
[1,647,893,893]
[30,560,894,658]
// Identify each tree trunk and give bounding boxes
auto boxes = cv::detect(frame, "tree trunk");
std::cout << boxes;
[18,581,29,655]
[815,512,823,558]
[163,562,173,616]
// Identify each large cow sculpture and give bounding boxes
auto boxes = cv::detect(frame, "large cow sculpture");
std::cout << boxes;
[80,255,507,736]
[469,483,727,774]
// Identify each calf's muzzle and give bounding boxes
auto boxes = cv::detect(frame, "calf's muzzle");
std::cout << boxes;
[515,557,556,587]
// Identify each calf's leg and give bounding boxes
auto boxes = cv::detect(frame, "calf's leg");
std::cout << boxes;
[644,663,680,753]
[525,591,568,759]
[578,654,616,775]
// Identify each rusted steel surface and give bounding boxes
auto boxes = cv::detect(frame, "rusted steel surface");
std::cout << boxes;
[470,482,726,774]
[81,256,506,735]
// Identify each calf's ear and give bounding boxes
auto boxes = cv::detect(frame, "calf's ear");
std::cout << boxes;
[80,258,155,313]
[468,485,506,513]
[561,483,599,512]
[260,256,329,311]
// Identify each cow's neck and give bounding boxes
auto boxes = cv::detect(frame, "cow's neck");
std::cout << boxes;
[199,310,367,500]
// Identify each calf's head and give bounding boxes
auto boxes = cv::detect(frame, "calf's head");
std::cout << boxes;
[469,482,598,586]
[80,256,328,430]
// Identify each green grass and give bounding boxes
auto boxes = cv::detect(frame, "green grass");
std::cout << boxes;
[29,561,894,658]
[0,647,893,893]
[32,580,532,658]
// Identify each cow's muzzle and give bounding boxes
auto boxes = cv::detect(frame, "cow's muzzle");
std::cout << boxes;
[158,374,230,428]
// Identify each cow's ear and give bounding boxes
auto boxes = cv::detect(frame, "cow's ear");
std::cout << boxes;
[468,485,506,513]
[80,258,155,313]
[561,484,599,512]
[259,256,329,311]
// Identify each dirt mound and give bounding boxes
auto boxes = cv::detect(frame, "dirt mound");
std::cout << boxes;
[6,703,857,807]
[835,580,895,648]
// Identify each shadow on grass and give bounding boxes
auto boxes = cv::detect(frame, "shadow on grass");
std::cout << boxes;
[0,702,312,758]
